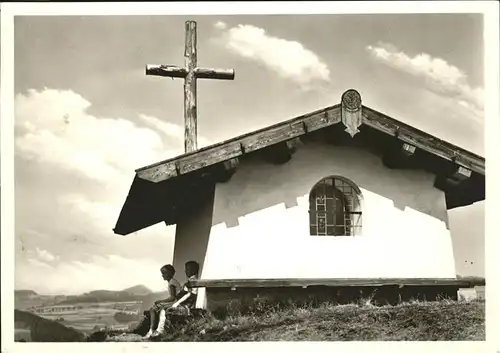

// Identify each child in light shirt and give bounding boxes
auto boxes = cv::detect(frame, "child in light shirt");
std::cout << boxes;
[148,261,199,338]
[143,264,181,339]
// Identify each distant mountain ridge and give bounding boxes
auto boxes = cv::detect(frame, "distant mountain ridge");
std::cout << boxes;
[15,290,38,297]
[122,285,153,296]
[15,285,155,309]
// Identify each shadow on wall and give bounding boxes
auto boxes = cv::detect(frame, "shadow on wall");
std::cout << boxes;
[211,140,449,228]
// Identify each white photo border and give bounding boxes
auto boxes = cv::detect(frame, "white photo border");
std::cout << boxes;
[1,2,499,353]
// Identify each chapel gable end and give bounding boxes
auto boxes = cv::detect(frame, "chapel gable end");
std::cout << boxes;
[114,89,484,236]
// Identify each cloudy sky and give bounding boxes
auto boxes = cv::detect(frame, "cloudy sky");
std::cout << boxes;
[13,14,485,295]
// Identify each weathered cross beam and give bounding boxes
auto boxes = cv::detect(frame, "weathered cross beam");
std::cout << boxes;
[146,21,235,153]
[445,165,472,186]
[382,142,418,169]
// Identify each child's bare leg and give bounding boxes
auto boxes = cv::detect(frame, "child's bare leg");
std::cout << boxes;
[152,309,167,337]
[150,308,157,329]
[143,307,156,338]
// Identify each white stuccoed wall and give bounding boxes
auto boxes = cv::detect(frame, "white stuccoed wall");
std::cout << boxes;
[172,141,457,308]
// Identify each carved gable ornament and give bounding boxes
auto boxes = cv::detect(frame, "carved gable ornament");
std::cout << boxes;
[341,89,363,138]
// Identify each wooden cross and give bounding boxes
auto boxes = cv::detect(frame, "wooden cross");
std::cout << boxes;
[146,21,235,153]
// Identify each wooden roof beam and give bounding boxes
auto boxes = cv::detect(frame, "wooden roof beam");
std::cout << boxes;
[382,142,417,169]
[362,107,484,175]
[261,138,299,164]
[445,166,472,187]
[434,165,475,204]
[215,158,239,183]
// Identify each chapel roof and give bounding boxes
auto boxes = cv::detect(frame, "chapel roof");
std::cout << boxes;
[113,89,485,236]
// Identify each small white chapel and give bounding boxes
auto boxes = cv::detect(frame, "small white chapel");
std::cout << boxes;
[114,21,485,311]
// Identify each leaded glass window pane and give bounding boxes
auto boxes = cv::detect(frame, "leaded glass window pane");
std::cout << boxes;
[309,177,362,237]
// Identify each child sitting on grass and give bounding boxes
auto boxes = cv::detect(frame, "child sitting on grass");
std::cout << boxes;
[143,264,181,339]
[146,260,200,338]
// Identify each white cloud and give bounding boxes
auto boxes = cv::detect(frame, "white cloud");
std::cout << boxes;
[15,89,184,185]
[13,87,217,177]
[17,253,168,295]
[55,192,175,237]
[27,258,53,270]
[366,42,483,120]
[139,114,211,149]
[35,247,58,262]
[215,24,330,88]
[214,21,227,30]
[58,194,119,235]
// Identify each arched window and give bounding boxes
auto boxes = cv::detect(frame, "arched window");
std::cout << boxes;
[309,176,362,236]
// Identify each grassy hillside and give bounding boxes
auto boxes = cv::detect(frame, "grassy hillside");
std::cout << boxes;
[126,299,484,341]
[15,309,85,342]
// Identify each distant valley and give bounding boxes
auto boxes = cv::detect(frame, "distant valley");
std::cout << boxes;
[14,284,163,339]
[15,285,159,310]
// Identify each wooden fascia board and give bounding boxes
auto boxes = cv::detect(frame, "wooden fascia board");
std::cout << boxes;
[135,104,485,184]
[362,106,485,175]
[137,105,341,183]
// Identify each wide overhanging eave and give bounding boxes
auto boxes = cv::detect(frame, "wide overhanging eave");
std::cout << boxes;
[113,175,180,236]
